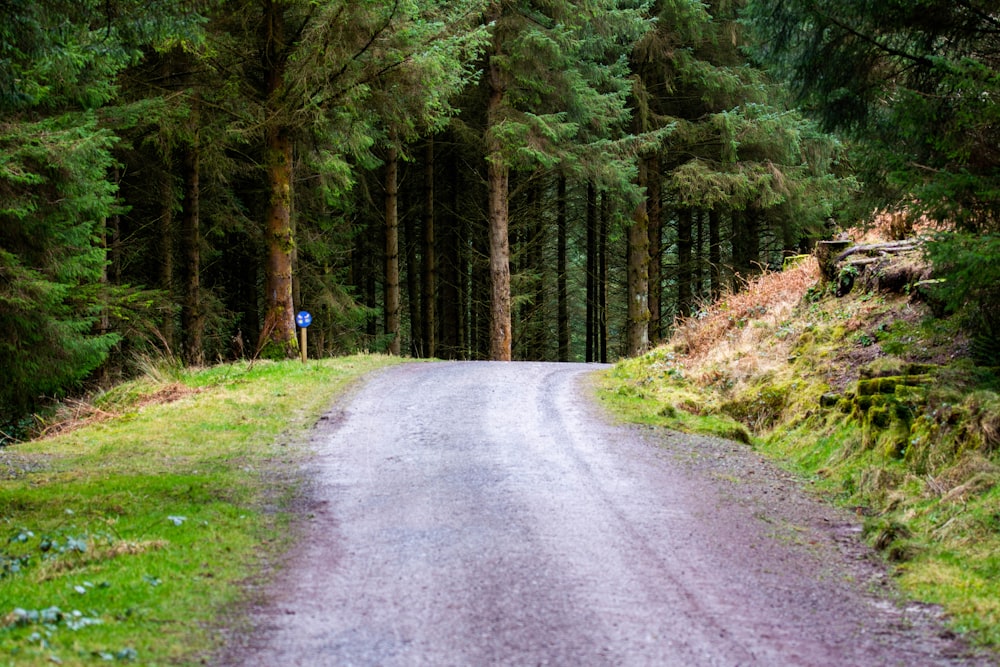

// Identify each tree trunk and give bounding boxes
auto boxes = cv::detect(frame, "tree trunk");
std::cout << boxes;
[405,170,421,356]
[626,169,650,357]
[647,157,662,343]
[261,126,297,357]
[384,141,401,355]
[524,183,545,360]
[438,141,461,359]
[365,224,378,339]
[260,4,296,358]
[473,187,492,359]
[109,167,122,286]
[746,210,760,278]
[96,168,120,384]
[351,218,378,340]
[181,136,203,365]
[422,137,436,358]
[709,208,722,300]
[585,182,597,362]
[512,174,525,358]
[159,166,175,354]
[557,174,569,362]
[732,208,761,288]
[291,189,299,327]
[599,191,609,363]
[677,207,693,318]
[486,55,512,361]
[695,208,705,303]
[487,161,512,361]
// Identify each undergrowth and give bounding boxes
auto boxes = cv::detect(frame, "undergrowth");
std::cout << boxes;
[0,354,402,665]
[602,254,1000,649]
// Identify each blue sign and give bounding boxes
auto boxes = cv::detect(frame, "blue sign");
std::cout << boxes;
[296,310,312,328]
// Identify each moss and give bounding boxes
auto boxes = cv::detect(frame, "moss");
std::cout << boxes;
[722,384,788,431]
[820,392,840,408]
[860,359,938,379]
[895,384,927,404]
[881,420,912,460]
[726,426,753,445]
[959,390,1000,454]
[259,338,298,361]
[793,330,816,351]
[893,401,914,422]
[856,394,876,412]
[858,468,903,506]
[678,398,704,415]
[869,405,892,428]
[857,375,931,396]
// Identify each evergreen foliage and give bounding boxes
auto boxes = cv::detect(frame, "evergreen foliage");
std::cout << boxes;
[744,0,1000,360]
[442,0,655,359]
[0,2,205,426]
[925,233,1000,364]
[0,114,121,422]
[744,0,1000,229]
[630,0,854,331]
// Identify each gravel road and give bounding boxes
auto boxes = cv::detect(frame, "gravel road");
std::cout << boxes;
[220,361,995,666]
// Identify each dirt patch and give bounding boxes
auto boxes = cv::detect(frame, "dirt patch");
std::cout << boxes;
[0,450,51,480]
[35,382,203,440]
[827,342,887,391]
[135,382,201,409]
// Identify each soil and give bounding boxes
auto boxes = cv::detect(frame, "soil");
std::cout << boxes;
[217,361,997,666]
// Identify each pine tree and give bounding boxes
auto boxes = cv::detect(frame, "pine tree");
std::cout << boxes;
[746,0,1000,351]
[481,0,650,360]
[632,0,853,328]
[745,0,1000,229]
[0,115,121,423]
[208,0,487,358]
[0,1,204,425]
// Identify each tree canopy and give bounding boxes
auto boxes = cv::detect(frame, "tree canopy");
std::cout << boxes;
[745,0,1000,231]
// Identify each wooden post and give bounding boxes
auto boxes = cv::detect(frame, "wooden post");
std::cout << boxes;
[300,326,307,363]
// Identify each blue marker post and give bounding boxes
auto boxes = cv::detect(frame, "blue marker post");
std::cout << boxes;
[296,311,312,363]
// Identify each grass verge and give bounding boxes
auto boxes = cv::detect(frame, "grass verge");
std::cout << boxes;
[600,257,1000,650]
[0,354,402,665]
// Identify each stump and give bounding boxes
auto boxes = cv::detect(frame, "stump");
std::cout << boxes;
[815,240,852,282]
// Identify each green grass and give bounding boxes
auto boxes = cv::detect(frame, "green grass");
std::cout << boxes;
[600,357,753,444]
[0,354,403,666]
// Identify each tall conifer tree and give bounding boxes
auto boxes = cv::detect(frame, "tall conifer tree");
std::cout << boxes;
[481,0,650,360]
[209,0,486,357]
[0,1,204,424]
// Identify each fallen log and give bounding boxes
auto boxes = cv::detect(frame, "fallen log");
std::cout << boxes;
[847,257,882,268]
[835,241,919,263]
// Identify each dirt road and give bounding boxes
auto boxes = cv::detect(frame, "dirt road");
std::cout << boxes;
[220,361,993,666]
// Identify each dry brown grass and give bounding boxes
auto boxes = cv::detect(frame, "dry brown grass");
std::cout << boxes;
[668,258,821,392]
[854,210,948,243]
[36,382,202,440]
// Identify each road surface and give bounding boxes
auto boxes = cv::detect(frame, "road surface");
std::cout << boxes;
[220,361,993,666]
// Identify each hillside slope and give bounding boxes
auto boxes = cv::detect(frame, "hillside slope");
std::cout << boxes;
[603,233,1000,647]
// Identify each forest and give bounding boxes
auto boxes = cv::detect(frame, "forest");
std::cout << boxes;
[2,0,998,432]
